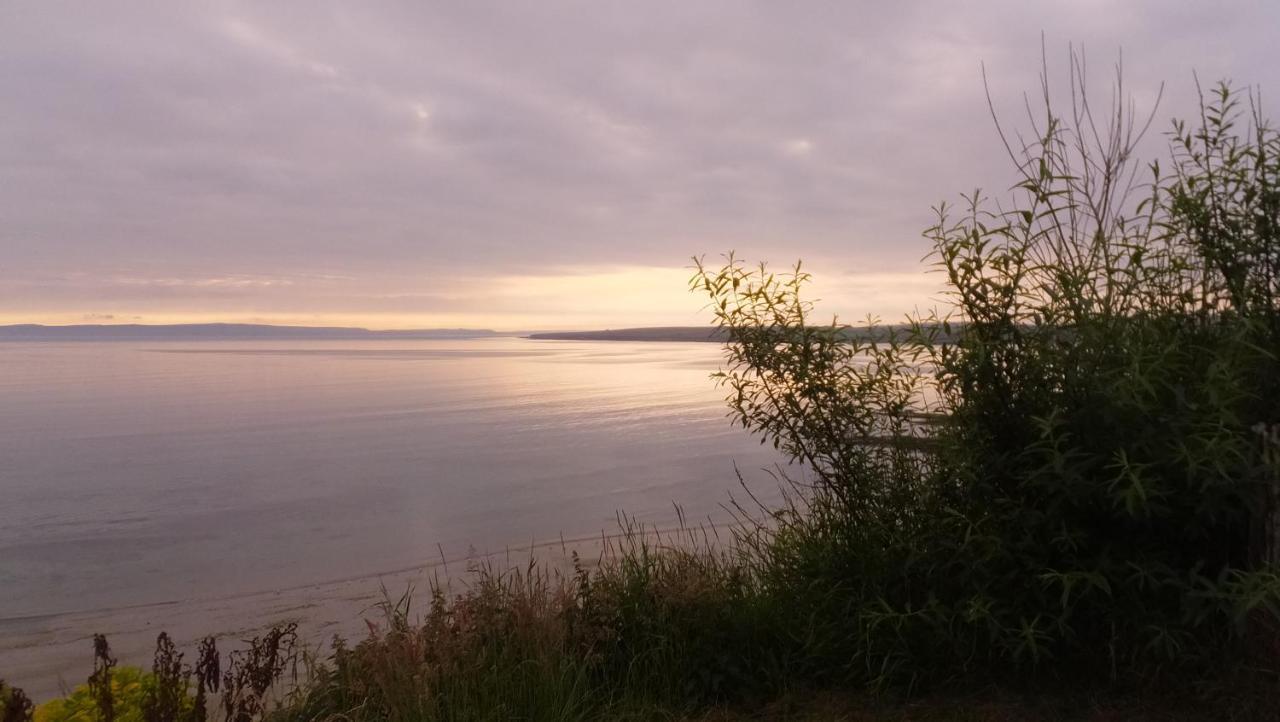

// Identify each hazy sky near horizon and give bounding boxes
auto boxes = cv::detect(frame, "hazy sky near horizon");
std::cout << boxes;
[3,2,1278,330]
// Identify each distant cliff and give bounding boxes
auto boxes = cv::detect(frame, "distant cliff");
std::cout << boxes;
[0,324,508,341]
[528,327,729,342]
[527,325,954,343]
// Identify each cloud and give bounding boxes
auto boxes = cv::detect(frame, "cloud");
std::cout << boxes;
[0,2,1276,328]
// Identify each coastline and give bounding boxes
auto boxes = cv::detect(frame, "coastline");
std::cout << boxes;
[0,524,726,702]
[528,327,728,342]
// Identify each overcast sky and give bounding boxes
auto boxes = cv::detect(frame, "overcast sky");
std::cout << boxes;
[2,2,1277,329]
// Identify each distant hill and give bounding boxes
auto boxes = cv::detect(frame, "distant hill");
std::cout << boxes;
[527,325,955,343]
[528,327,729,342]
[0,323,510,341]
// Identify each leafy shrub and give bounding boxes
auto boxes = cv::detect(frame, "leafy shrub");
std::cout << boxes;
[36,667,162,722]
[24,629,294,722]
[2,680,34,722]
[691,55,1280,688]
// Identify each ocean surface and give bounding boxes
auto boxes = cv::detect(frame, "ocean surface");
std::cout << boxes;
[0,338,786,619]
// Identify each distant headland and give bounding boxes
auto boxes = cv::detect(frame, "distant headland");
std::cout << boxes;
[0,323,510,341]
[527,327,728,342]
[528,324,952,343]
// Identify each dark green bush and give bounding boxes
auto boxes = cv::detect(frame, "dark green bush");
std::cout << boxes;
[1,681,34,722]
[692,61,1280,689]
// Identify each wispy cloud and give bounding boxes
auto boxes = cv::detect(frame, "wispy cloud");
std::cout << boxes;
[110,275,296,289]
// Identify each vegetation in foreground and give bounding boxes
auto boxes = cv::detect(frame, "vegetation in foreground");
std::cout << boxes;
[5,56,1279,720]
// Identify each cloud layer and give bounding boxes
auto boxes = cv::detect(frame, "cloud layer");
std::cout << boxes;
[2,2,1276,328]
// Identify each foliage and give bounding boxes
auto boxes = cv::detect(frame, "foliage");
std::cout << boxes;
[37,667,160,722]
[691,55,1280,688]
[2,680,34,722]
[279,522,781,722]
[27,629,294,722]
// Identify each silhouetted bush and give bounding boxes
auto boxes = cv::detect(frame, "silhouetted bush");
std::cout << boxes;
[692,56,1279,689]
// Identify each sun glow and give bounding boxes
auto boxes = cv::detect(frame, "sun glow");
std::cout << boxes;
[2,264,944,332]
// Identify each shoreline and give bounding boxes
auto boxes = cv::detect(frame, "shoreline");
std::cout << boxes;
[0,522,736,702]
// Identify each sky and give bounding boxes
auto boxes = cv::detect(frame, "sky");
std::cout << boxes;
[2,2,1277,331]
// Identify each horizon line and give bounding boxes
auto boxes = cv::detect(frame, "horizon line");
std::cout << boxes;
[0,321,713,335]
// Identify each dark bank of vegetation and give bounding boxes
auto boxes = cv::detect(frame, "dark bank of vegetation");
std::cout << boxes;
[5,58,1280,720]
[527,325,960,344]
[528,326,731,342]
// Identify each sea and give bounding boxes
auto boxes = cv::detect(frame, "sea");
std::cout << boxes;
[0,337,786,621]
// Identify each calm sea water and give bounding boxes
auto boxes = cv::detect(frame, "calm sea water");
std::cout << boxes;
[0,338,784,618]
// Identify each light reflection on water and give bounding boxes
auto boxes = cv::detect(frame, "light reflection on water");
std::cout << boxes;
[0,338,785,617]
